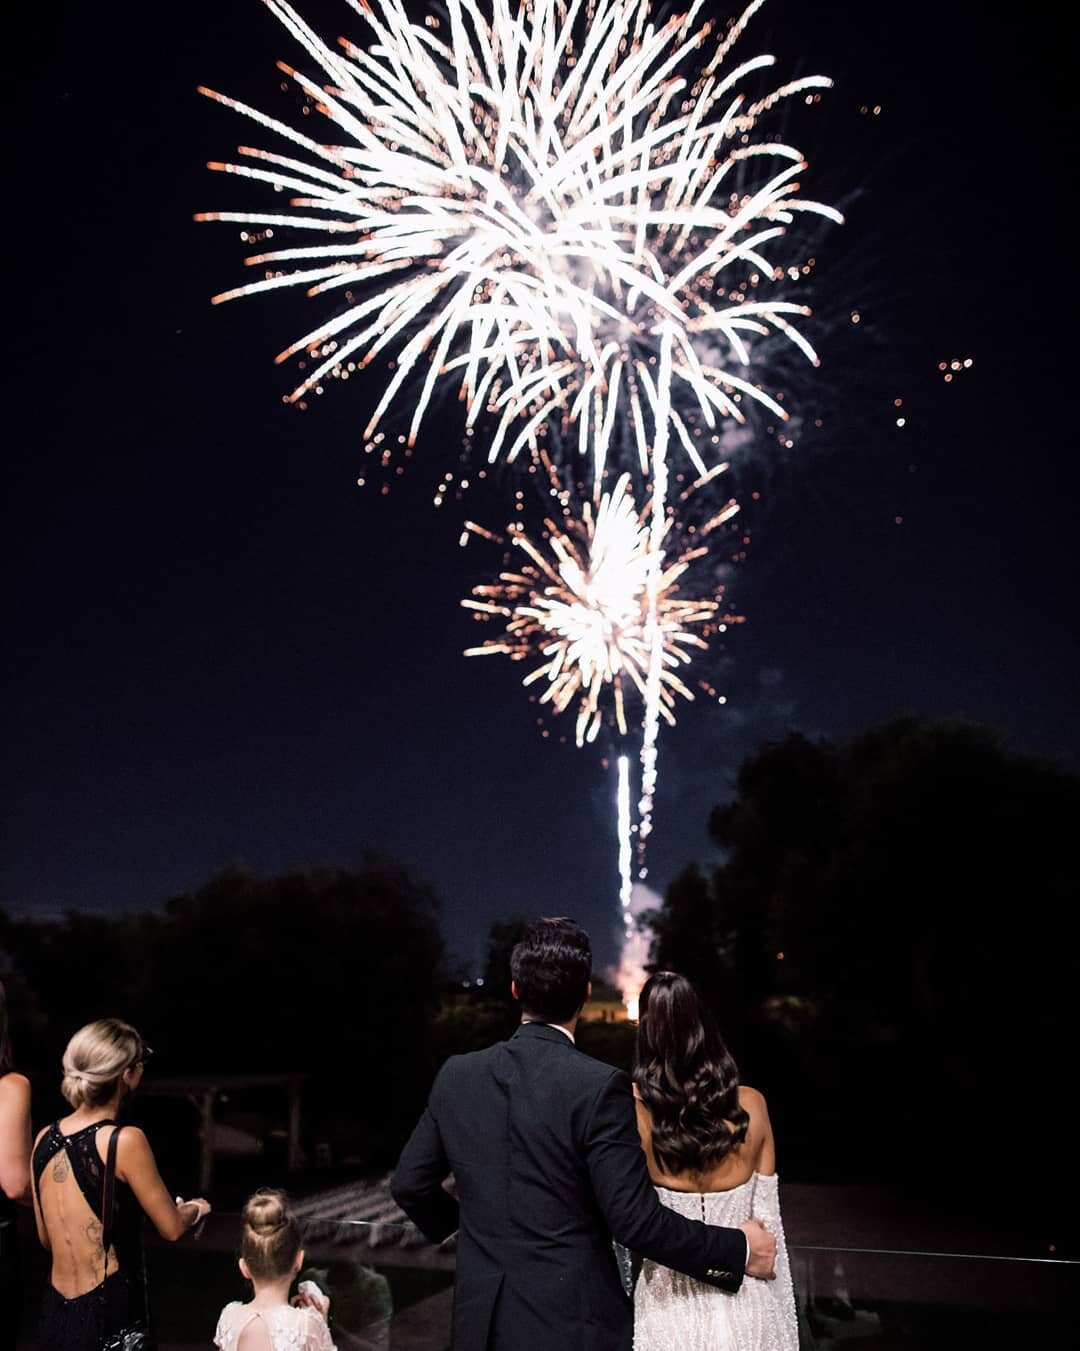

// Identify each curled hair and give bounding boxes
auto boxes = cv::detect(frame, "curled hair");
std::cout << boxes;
[511,917,591,1023]
[0,980,14,1076]
[241,1189,301,1280]
[633,971,748,1177]
[61,1018,144,1109]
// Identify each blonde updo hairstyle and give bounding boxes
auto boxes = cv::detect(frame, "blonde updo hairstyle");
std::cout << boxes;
[240,1189,302,1280]
[61,1018,144,1109]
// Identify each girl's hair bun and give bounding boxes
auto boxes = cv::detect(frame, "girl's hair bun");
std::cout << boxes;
[240,1189,301,1279]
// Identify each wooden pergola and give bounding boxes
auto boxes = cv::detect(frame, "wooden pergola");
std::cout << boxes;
[139,1072,305,1193]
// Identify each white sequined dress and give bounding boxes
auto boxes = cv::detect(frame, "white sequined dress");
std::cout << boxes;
[633,1173,797,1351]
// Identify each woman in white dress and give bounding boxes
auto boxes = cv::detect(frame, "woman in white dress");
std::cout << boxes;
[214,1190,334,1351]
[632,972,797,1351]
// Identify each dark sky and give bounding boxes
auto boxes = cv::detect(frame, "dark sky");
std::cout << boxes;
[5,1,1075,971]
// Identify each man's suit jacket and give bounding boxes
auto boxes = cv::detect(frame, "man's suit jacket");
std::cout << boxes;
[391,1021,746,1351]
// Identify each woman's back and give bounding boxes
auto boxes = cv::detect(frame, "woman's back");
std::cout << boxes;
[32,1120,136,1300]
[635,1084,774,1195]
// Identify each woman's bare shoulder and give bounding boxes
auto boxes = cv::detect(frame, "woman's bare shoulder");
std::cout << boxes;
[0,1071,30,1102]
[113,1124,151,1155]
[738,1084,776,1172]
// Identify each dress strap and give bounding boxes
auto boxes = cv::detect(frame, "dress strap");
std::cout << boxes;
[31,1122,63,1182]
[101,1125,122,1262]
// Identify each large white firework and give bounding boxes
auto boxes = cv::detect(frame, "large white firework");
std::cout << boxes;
[197,0,840,484]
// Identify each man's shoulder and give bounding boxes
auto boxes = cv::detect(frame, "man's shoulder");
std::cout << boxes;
[434,1037,626,1086]
[569,1045,626,1083]
[522,1038,629,1101]
[432,1040,509,1081]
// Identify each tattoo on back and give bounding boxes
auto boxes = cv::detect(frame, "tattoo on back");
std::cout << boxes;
[51,1154,70,1183]
[85,1217,106,1277]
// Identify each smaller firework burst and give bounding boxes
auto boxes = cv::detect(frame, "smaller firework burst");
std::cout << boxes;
[461,473,732,747]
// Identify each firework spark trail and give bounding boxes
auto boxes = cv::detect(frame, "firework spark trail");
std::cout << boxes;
[197,0,840,489]
[617,754,633,937]
[638,324,673,869]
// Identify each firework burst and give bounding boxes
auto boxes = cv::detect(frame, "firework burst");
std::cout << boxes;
[461,472,734,747]
[196,0,840,484]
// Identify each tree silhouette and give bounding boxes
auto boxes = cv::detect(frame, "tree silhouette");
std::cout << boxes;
[2,857,445,1166]
[648,715,1080,1210]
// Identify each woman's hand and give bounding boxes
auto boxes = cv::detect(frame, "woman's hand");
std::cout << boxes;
[176,1196,211,1232]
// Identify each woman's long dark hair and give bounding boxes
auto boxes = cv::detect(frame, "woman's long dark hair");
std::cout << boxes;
[0,979,14,1076]
[633,971,748,1177]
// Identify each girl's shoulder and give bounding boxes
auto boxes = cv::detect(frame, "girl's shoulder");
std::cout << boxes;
[214,1301,246,1348]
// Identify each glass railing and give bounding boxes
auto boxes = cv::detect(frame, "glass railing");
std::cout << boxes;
[788,1241,1073,1348]
[13,1209,1076,1348]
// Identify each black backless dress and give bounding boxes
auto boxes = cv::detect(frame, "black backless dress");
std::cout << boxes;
[32,1121,148,1351]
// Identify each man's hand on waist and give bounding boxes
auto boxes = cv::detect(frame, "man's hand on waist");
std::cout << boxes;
[739,1219,777,1280]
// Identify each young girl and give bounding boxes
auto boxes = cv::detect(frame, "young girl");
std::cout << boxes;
[214,1190,334,1351]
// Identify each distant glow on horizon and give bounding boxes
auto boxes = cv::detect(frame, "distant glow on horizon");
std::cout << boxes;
[611,880,659,1019]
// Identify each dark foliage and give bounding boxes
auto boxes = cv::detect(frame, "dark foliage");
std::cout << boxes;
[648,716,1080,1225]
[1,858,444,1168]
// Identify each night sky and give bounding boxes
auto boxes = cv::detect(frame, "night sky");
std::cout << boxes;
[5,0,1075,972]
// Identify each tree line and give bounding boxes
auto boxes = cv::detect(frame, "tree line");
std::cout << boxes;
[3,716,1077,1228]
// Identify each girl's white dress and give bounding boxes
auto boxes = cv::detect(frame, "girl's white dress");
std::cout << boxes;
[214,1302,336,1351]
[634,1172,798,1351]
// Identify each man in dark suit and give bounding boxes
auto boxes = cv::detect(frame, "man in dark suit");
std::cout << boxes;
[392,917,777,1350]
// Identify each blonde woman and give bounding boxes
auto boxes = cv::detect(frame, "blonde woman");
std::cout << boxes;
[31,1018,210,1351]
[214,1189,334,1351]
[0,979,32,1351]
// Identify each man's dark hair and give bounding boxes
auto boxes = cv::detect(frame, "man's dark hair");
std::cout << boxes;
[510,917,592,1023]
